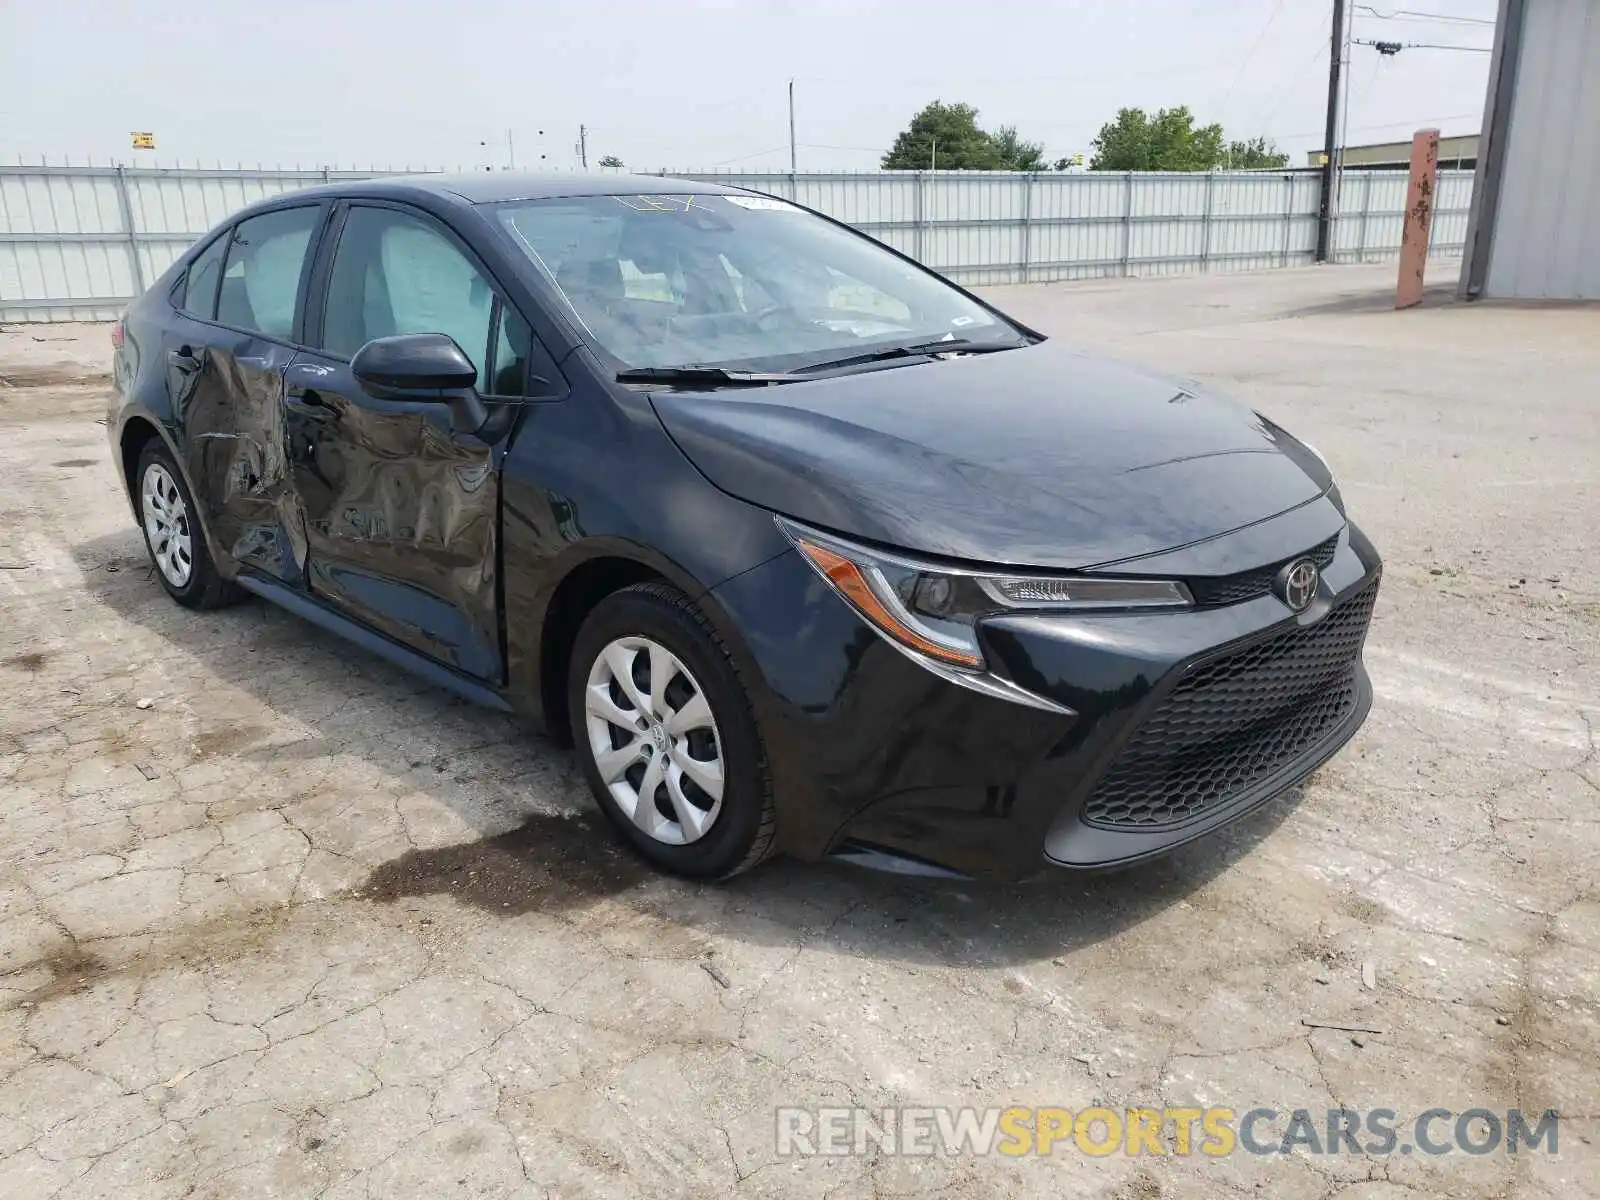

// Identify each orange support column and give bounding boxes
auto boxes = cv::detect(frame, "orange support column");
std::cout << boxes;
[1396,128,1440,309]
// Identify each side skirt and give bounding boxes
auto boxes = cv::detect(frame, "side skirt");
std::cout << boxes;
[234,571,514,713]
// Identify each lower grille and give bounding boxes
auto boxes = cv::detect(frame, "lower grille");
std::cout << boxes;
[1082,580,1378,830]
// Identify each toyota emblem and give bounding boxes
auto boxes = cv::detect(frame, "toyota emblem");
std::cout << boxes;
[1276,558,1320,612]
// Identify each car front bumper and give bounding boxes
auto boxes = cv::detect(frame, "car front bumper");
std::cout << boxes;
[710,516,1383,881]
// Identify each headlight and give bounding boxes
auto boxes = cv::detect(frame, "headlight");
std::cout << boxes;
[776,517,1192,672]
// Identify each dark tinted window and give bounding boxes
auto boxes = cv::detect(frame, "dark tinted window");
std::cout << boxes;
[322,206,493,391]
[216,207,321,339]
[180,234,227,319]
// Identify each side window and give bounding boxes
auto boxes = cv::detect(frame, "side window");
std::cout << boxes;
[216,207,321,339]
[180,234,227,319]
[490,304,532,397]
[322,207,493,392]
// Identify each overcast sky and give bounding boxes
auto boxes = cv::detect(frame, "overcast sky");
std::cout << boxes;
[1,0,1499,173]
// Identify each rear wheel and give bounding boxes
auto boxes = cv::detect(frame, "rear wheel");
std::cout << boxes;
[568,582,776,879]
[134,441,241,609]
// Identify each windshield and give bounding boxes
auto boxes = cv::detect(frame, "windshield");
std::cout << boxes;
[491,193,1019,372]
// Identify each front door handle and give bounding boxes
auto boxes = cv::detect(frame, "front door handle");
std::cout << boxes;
[284,383,336,421]
[166,347,203,374]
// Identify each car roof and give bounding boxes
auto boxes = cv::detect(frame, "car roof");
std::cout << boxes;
[428,172,745,203]
[251,171,748,210]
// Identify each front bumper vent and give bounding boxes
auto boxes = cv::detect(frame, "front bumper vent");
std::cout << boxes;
[1082,579,1378,829]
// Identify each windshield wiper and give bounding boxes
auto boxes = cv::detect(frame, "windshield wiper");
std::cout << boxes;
[793,337,1021,375]
[616,337,1023,387]
[615,365,803,388]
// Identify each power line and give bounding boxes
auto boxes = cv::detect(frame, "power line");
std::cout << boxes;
[1354,5,1496,25]
[705,145,793,167]
[1219,0,1293,116]
[1350,54,1384,110]
[1267,111,1480,140]
[1261,28,1338,125]
[1356,36,1492,52]
[801,143,891,153]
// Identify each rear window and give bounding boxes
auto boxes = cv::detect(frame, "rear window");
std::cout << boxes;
[215,206,321,340]
[180,234,227,319]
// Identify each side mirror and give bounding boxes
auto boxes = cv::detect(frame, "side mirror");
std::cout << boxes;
[351,333,487,434]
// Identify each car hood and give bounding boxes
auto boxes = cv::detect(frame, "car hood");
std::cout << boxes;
[649,340,1332,571]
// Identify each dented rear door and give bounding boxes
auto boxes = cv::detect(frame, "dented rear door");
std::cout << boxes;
[174,332,305,583]
[170,203,329,586]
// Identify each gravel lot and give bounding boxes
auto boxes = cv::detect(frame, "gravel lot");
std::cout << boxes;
[1,264,1597,1199]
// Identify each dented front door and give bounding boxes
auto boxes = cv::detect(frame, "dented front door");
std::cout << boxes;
[281,355,501,681]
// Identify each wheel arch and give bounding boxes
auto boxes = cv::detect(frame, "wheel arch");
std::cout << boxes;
[114,411,232,577]
[522,542,775,749]
[537,555,664,745]
[116,414,167,510]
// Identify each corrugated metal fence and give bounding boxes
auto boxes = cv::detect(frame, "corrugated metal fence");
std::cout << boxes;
[0,162,1475,322]
[0,164,407,323]
[675,169,1475,287]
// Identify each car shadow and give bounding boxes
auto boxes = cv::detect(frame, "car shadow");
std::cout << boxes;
[71,529,1304,970]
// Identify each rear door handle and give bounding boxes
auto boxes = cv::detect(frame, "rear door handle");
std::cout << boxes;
[166,347,203,374]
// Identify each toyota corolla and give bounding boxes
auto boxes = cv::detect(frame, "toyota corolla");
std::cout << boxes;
[108,173,1380,881]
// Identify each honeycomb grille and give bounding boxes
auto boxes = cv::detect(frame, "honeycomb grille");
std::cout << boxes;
[1082,580,1378,829]
[1186,534,1341,608]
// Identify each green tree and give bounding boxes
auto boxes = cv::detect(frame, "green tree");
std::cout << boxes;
[989,125,1047,171]
[598,154,624,168]
[1223,137,1288,169]
[881,102,1004,170]
[1090,106,1226,171]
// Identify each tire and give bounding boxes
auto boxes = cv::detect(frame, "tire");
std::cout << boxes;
[134,440,243,610]
[567,581,777,879]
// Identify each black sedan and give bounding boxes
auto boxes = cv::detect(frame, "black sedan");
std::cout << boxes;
[108,173,1380,881]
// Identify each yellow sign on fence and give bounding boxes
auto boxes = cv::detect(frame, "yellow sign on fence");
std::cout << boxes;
[131,132,156,150]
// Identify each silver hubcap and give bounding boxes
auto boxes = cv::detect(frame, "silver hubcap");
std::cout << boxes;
[584,636,724,846]
[140,463,193,587]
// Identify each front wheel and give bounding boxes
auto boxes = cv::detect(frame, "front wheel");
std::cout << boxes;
[567,582,776,879]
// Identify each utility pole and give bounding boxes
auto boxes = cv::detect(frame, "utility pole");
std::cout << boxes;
[480,131,516,171]
[578,125,588,170]
[1315,0,1347,263]
[1335,0,1354,225]
[930,136,937,171]
[787,80,797,174]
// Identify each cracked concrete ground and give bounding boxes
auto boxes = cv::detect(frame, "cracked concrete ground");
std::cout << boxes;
[1,263,1597,1199]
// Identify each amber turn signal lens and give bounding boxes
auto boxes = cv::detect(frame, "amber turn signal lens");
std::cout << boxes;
[794,539,984,669]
